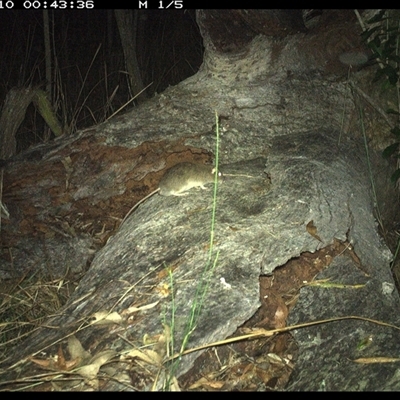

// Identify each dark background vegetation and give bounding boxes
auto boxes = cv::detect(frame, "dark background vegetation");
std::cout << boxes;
[0,9,203,152]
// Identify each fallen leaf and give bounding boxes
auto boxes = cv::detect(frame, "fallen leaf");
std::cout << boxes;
[68,335,91,362]
[122,300,159,315]
[76,363,101,380]
[91,310,122,325]
[128,349,162,366]
[306,220,322,242]
[88,349,117,367]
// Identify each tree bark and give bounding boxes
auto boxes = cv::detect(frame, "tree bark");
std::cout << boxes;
[1,9,399,391]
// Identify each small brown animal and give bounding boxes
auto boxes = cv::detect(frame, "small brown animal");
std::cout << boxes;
[120,162,221,226]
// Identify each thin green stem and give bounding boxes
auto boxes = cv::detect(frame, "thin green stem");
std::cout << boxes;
[164,112,221,389]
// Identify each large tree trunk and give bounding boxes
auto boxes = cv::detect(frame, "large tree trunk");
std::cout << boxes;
[1,10,399,391]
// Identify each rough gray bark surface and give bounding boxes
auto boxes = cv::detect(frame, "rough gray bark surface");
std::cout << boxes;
[1,10,399,391]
